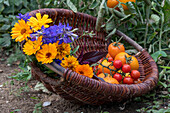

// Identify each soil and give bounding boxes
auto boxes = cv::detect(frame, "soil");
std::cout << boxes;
[0,56,157,113]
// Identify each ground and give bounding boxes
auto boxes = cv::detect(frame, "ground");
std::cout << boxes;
[0,56,151,113]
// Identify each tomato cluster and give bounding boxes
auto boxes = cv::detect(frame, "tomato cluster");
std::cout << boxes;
[93,41,141,85]
[107,0,136,10]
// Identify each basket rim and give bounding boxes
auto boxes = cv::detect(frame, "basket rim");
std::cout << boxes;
[27,8,159,103]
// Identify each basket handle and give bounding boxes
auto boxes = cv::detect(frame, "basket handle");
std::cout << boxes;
[45,62,65,77]
[116,30,144,52]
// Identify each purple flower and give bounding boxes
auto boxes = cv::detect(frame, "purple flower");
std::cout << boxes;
[16,13,31,22]
[43,25,59,38]
[31,23,78,44]
[65,23,72,31]
[56,23,78,44]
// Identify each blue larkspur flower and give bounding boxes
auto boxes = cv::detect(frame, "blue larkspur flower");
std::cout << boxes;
[41,23,78,44]
[57,23,78,44]
[16,13,31,22]
[42,25,59,44]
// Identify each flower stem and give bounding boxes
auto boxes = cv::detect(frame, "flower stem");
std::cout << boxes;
[144,4,150,48]
[159,11,164,51]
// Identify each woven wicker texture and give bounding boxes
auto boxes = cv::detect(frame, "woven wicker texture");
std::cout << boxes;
[28,8,159,105]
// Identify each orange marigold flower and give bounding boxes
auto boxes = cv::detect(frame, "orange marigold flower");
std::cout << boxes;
[11,19,32,42]
[61,55,79,71]
[36,43,57,64]
[28,13,52,31]
[55,41,71,60]
[76,64,94,78]
[23,36,43,55]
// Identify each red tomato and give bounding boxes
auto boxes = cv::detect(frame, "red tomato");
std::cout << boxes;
[122,64,131,73]
[108,57,114,62]
[130,70,140,80]
[123,77,134,84]
[113,60,122,69]
[113,73,122,82]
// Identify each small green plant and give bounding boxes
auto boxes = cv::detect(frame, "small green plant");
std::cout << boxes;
[9,65,31,81]
[33,102,42,113]
[10,109,21,113]
[8,63,32,96]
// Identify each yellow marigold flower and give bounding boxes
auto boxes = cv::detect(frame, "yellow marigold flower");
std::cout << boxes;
[36,43,57,64]
[76,64,94,78]
[55,41,71,60]
[28,13,52,31]
[11,19,32,42]
[23,36,43,55]
[61,55,79,71]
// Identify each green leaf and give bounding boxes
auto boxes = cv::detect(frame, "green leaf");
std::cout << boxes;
[106,28,116,40]
[70,45,79,55]
[151,14,160,25]
[66,0,77,12]
[0,24,10,31]
[2,6,15,14]
[0,33,11,47]
[34,82,49,93]
[27,74,32,80]
[22,0,29,8]
[10,109,21,113]
[44,0,52,6]
[167,70,170,74]
[126,2,136,14]
[103,112,109,113]
[106,20,115,32]
[14,0,22,6]
[0,16,9,23]
[30,97,38,100]
[20,9,28,14]
[4,0,10,6]
[147,32,157,43]
[0,3,4,12]
[89,0,100,9]
[120,14,133,22]
[151,51,167,62]
[163,0,170,26]
[159,66,170,69]
[158,81,167,88]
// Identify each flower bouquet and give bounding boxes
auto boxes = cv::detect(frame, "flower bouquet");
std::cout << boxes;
[11,12,105,79]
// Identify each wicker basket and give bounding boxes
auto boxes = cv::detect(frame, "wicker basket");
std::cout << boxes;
[27,8,159,105]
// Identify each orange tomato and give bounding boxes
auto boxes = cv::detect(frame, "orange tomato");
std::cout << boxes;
[107,0,119,8]
[98,60,116,74]
[114,52,130,65]
[129,56,139,70]
[104,76,119,84]
[107,0,136,10]
[108,42,125,59]
[106,53,111,58]
[98,73,106,78]
[98,73,111,78]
